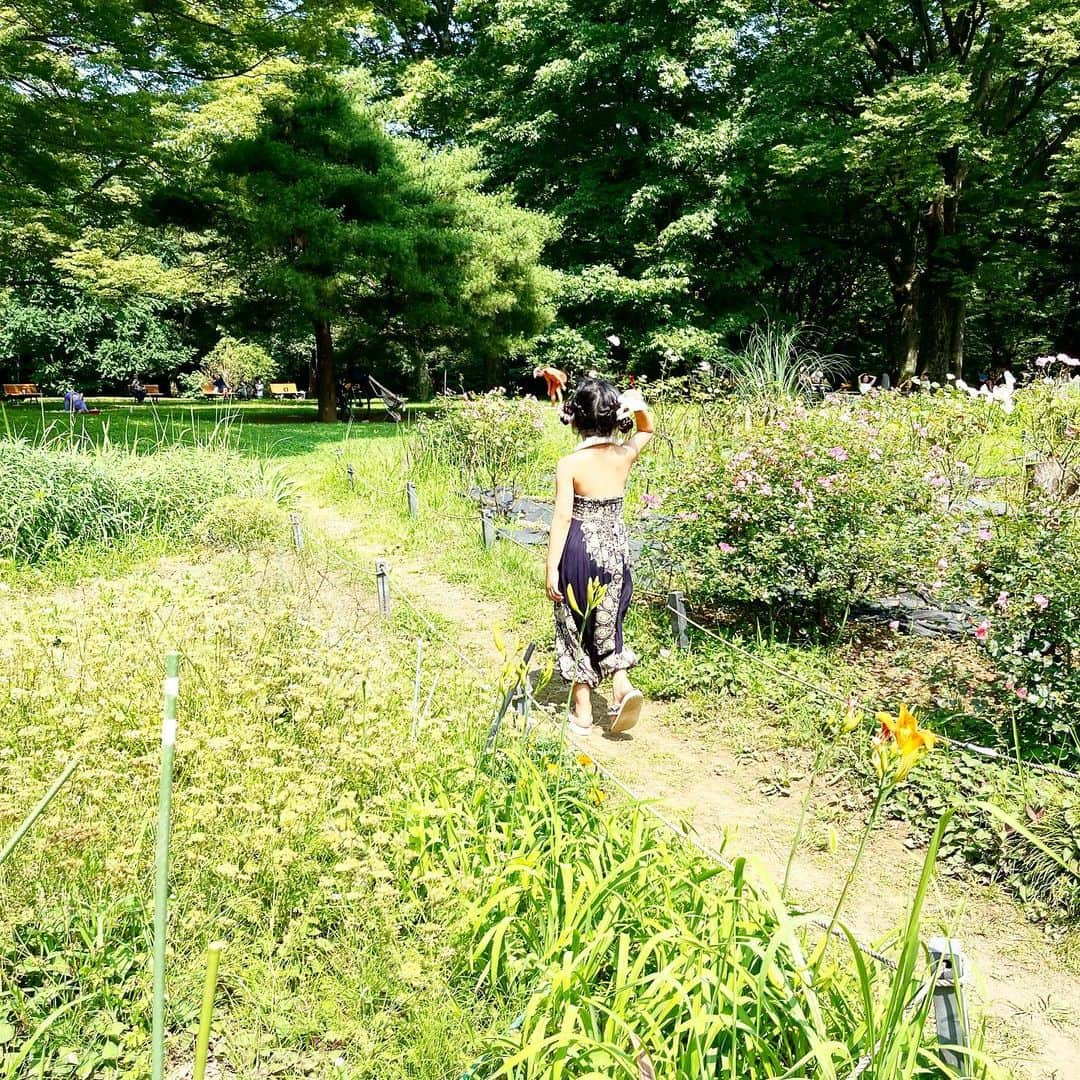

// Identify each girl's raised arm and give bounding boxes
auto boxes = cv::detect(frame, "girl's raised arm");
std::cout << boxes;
[620,389,654,458]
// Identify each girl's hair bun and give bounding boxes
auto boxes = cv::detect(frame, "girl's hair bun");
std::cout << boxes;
[563,377,627,437]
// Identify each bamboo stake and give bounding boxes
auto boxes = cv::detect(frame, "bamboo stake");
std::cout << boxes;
[193,941,227,1080]
[0,757,79,868]
[152,651,180,1080]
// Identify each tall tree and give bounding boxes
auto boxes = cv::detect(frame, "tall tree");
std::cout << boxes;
[158,70,551,418]
[741,0,1080,379]
[368,0,744,370]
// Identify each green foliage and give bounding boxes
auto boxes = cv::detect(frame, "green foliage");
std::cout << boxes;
[194,495,288,551]
[0,290,193,388]
[202,336,280,388]
[968,508,1080,765]
[0,437,252,561]
[0,563,491,1076]
[414,393,547,498]
[398,735,950,1077]
[727,323,847,412]
[656,399,947,624]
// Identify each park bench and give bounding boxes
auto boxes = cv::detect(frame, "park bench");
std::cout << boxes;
[269,382,305,400]
[144,384,162,400]
[201,382,232,399]
[3,383,40,403]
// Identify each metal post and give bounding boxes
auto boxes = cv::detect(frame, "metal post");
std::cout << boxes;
[375,560,391,618]
[928,937,971,1077]
[481,508,496,549]
[151,652,180,1080]
[411,638,424,739]
[485,643,536,753]
[668,590,690,651]
[346,463,355,490]
[406,482,419,518]
[290,513,303,552]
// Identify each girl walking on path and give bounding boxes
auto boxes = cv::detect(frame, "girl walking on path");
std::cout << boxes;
[545,378,654,736]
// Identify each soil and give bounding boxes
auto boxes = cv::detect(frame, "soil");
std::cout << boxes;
[298,498,1080,1080]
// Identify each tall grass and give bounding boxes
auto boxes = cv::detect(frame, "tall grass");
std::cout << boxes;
[399,735,981,1078]
[0,440,260,562]
[727,323,847,414]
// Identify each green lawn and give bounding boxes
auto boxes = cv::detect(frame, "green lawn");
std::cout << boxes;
[0,399,440,460]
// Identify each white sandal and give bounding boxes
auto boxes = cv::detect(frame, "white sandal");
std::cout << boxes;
[566,715,594,737]
[609,690,643,734]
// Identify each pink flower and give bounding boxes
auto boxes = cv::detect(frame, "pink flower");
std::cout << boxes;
[928,474,948,488]
[818,475,836,492]
[869,448,882,462]
[888,619,900,632]
[1034,593,1049,611]
[641,493,661,509]
[974,620,989,642]
[977,527,992,542]
[995,590,1009,610]
[826,446,848,461]
[1014,687,1029,701]
[718,542,735,554]
[758,483,773,496]
[1034,356,1052,368]
[936,557,949,572]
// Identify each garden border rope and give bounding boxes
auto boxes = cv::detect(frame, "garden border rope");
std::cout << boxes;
[665,601,1080,784]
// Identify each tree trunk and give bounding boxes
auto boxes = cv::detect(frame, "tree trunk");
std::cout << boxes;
[917,152,968,381]
[883,219,921,383]
[919,273,966,381]
[889,274,921,382]
[314,318,337,423]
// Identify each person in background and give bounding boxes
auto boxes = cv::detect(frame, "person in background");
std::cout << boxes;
[858,373,877,395]
[130,377,146,404]
[254,378,264,399]
[63,389,90,413]
[533,365,568,404]
[213,374,229,396]
[546,378,654,737]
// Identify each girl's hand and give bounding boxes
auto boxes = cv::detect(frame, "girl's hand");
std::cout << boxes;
[546,568,563,603]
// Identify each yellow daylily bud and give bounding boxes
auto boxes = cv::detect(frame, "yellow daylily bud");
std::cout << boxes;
[566,582,582,616]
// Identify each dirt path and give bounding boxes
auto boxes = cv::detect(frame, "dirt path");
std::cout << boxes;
[302,496,1079,1080]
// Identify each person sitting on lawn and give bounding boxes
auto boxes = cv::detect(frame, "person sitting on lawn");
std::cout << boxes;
[534,365,568,404]
[63,389,90,414]
[213,374,229,396]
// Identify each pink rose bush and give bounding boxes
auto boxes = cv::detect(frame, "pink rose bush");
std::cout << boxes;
[655,400,950,625]
[965,504,1080,762]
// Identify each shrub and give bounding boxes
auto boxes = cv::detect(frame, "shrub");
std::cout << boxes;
[194,495,288,551]
[413,392,545,498]
[0,439,253,561]
[966,506,1080,764]
[655,401,947,625]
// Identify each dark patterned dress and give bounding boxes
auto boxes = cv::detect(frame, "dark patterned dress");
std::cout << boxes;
[554,495,638,687]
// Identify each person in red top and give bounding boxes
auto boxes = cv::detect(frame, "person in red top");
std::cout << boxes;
[533,365,568,404]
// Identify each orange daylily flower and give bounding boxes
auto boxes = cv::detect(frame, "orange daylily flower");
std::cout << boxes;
[876,704,937,753]
[576,752,594,768]
[874,704,937,782]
